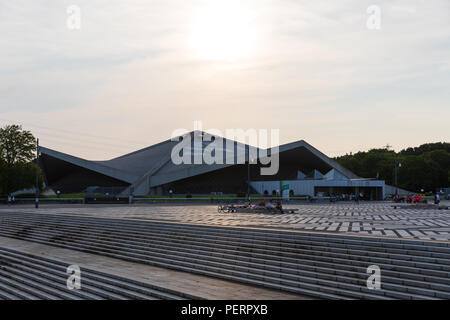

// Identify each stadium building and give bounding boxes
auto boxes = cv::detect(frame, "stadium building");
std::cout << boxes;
[39,131,386,199]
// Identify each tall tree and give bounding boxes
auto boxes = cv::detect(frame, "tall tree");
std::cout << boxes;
[0,125,39,195]
[0,125,35,166]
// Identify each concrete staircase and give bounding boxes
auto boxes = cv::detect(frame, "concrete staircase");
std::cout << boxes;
[0,247,191,300]
[0,211,449,300]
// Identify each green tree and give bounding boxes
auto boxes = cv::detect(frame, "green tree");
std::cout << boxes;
[0,125,41,195]
[0,125,35,166]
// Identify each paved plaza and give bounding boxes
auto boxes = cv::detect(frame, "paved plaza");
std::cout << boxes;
[1,201,450,241]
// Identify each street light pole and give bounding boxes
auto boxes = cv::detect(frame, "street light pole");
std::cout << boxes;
[394,155,399,196]
[247,161,250,201]
[35,138,39,209]
[247,152,251,201]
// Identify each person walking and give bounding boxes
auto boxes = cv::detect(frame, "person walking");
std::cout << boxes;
[435,192,440,205]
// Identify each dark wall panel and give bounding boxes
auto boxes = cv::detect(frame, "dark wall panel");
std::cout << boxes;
[40,154,129,194]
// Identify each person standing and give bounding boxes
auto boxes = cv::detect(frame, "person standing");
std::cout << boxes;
[435,193,440,205]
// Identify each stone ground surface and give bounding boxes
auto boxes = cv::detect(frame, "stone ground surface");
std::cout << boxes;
[0,236,308,300]
[1,201,449,241]
[1,201,449,300]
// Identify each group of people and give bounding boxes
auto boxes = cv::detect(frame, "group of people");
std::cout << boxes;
[263,199,283,212]
[240,199,283,213]
[328,193,364,202]
[6,194,15,205]
[398,193,441,205]
[405,194,423,203]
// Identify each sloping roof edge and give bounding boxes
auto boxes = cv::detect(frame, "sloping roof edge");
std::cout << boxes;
[40,135,360,191]
[39,146,138,183]
[276,140,360,179]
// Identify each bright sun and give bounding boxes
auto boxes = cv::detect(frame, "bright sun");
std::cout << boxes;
[189,2,258,61]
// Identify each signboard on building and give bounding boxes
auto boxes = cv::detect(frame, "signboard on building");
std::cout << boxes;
[282,182,290,200]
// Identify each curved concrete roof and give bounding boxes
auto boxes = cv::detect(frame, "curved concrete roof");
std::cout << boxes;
[40,131,360,195]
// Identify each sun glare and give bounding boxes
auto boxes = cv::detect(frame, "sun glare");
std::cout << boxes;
[189,2,258,61]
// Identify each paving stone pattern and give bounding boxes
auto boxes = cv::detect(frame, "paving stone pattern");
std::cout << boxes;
[1,202,449,241]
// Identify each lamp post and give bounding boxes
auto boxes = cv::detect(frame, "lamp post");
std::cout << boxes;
[247,154,253,201]
[35,138,39,209]
[247,160,250,201]
[394,155,401,196]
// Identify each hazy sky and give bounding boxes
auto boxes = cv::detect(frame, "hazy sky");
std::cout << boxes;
[0,0,449,160]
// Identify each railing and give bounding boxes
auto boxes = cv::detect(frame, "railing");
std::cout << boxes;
[0,195,379,205]
[0,197,85,204]
[1,196,310,204]
[132,196,323,204]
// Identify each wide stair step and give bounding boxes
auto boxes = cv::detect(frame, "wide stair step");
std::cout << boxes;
[0,247,191,300]
[0,211,449,300]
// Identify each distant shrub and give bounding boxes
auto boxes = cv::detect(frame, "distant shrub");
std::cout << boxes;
[13,193,35,198]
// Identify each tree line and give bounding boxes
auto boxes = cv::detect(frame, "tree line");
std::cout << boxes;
[334,142,450,193]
